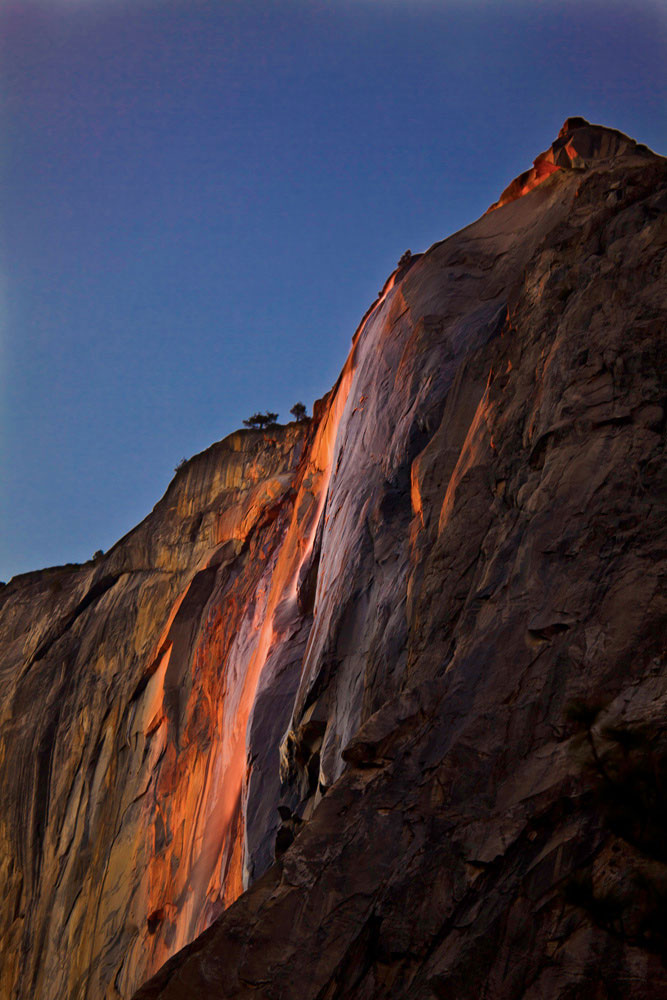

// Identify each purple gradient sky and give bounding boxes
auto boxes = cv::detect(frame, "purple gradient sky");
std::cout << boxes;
[1,0,665,581]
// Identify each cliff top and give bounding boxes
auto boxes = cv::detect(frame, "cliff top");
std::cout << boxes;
[488,115,659,212]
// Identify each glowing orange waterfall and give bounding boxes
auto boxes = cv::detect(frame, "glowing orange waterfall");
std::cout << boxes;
[132,333,364,979]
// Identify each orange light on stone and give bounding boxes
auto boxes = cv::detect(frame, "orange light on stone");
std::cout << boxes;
[135,338,360,979]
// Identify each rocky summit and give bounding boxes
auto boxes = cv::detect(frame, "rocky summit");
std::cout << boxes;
[1,118,665,1000]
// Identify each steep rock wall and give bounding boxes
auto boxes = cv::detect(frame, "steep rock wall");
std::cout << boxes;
[133,122,667,998]
[0,120,665,1000]
[0,427,316,997]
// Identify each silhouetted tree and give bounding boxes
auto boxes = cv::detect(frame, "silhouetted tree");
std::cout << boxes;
[397,249,412,268]
[290,402,308,422]
[243,411,279,430]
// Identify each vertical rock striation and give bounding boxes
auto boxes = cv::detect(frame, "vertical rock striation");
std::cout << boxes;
[0,119,665,999]
[0,427,313,997]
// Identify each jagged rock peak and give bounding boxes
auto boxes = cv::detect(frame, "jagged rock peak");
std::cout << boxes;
[554,115,654,163]
[488,116,657,212]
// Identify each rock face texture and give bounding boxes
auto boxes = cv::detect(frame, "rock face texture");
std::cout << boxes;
[1,119,665,999]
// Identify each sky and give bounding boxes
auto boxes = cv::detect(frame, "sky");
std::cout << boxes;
[1,0,665,582]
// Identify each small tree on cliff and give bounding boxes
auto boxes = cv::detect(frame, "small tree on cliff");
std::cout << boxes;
[290,402,308,422]
[243,411,279,430]
[398,249,412,269]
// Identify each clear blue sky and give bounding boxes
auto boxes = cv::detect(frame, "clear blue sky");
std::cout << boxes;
[1,0,665,582]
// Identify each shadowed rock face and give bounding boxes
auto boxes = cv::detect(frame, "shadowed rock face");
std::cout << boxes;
[1,119,665,1000]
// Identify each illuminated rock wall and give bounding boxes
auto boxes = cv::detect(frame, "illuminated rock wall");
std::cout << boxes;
[0,427,313,998]
[0,120,665,1000]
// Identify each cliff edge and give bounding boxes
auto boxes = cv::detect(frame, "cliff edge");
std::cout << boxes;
[1,119,665,1000]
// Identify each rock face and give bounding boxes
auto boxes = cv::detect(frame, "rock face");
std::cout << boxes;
[0,119,665,999]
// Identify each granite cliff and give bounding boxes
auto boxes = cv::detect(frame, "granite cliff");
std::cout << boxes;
[0,119,665,999]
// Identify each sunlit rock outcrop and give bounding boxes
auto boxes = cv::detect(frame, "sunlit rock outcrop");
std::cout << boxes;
[1,119,665,999]
[487,116,655,212]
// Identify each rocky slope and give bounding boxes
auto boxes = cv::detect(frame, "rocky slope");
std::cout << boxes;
[1,118,665,999]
